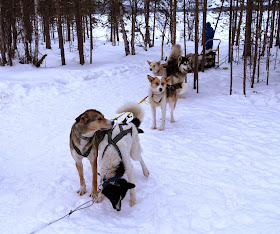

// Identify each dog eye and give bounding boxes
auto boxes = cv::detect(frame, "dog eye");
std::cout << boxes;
[81,117,85,121]
[156,82,159,85]
[98,118,102,121]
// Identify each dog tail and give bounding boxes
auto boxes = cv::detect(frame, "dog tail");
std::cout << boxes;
[117,102,144,128]
[168,44,182,63]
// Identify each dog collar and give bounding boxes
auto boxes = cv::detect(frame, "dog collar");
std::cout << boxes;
[151,94,163,104]
[102,176,122,188]
[75,129,92,141]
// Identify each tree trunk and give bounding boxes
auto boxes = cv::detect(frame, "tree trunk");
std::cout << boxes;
[119,2,130,56]
[152,0,156,47]
[75,0,85,65]
[161,17,168,61]
[11,0,17,58]
[44,5,51,49]
[261,0,270,56]
[90,14,93,64]
[235,0,245,46]
[276,6,280,47]
[251,0,261,88]
[0,1,7,66]
[56,0,66,65]
[19,0,32,63]
[131,0,136,55]
[183,0,186,56]
[171,0,177,45]
[201,0,207,72]
[194,0,199,91]
[144,0,151,48]
[269,0,276,48]
[67,17,71,42]
[33,0,39,65]
[228,0,232,63]
[244,0,253,57]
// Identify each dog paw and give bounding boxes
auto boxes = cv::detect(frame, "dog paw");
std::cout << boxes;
[95,194,104,203]
[143,169,150,177]
[130,199,137,207]
[77,186,86,196]
[151,126,157,130]
[159,127,165,131]
[89,191,98,199]
[170,119,175,123]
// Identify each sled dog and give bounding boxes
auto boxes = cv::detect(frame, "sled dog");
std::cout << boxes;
[166,44,189,85]
[97,103,149,211]
[147,60,167,77]
[70,109,112,198]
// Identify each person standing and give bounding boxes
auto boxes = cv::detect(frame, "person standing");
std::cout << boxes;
[205,22,215,50]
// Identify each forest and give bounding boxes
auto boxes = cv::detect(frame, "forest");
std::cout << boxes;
[0,0,279,94]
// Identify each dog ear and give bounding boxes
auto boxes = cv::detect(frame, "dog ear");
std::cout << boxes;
[165,76,172,82]
[125,182,135,189]
[147,75,154,83]
[147,60,151,65]
[75,114,82,123]
[178,56,182,65]
[162,63,168,68]
[76,113,88,124]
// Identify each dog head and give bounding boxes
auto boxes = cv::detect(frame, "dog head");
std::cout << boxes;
[178,56,192,73]
[102,178,135,211]
[75,109,112,136]
[147,60,162,75]
[147,75,172,94]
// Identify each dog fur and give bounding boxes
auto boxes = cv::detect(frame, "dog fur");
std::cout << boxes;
[148,75,176,131]
[97,103,149,211]
[70,109,112,198]
[166,44,189,85]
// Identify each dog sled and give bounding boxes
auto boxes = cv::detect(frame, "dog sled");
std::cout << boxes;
[186,39,221,72]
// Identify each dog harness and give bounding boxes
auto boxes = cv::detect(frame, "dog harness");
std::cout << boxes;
[166,82,183,98]
[72,140,93,157]
[102,124,132,159]
[101,124,132,188]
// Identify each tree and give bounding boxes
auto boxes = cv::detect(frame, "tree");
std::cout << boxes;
[0,1,7,66]
[56,0,66,65]
[33,0,39,65]
[119,1,130,56]
[194,0,199,91]
[75,0,85,65]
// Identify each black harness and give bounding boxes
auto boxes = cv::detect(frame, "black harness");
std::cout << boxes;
[166,82,183,98]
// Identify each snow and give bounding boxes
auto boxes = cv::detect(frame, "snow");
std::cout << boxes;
[0,37,280,234]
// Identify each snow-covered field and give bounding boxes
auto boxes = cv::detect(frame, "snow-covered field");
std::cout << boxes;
[0,37,280,234]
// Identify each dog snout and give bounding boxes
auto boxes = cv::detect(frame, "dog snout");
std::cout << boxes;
[159,88,163,92]
[150,68,152,71]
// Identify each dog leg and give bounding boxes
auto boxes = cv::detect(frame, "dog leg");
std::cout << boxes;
[139,159,149,177]
[126,165,137,207]
[76,162,87,196]
[89,158,98,198]
[159,105,166,131]
[151,106,157,129]
[169,99,176,123]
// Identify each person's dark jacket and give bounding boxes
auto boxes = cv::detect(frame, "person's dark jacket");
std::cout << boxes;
[205,22,215,50]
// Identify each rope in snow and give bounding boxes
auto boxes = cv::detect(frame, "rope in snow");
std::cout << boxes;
[30,198,96,234]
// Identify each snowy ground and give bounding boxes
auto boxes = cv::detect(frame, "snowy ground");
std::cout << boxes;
[0,39,280,234]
